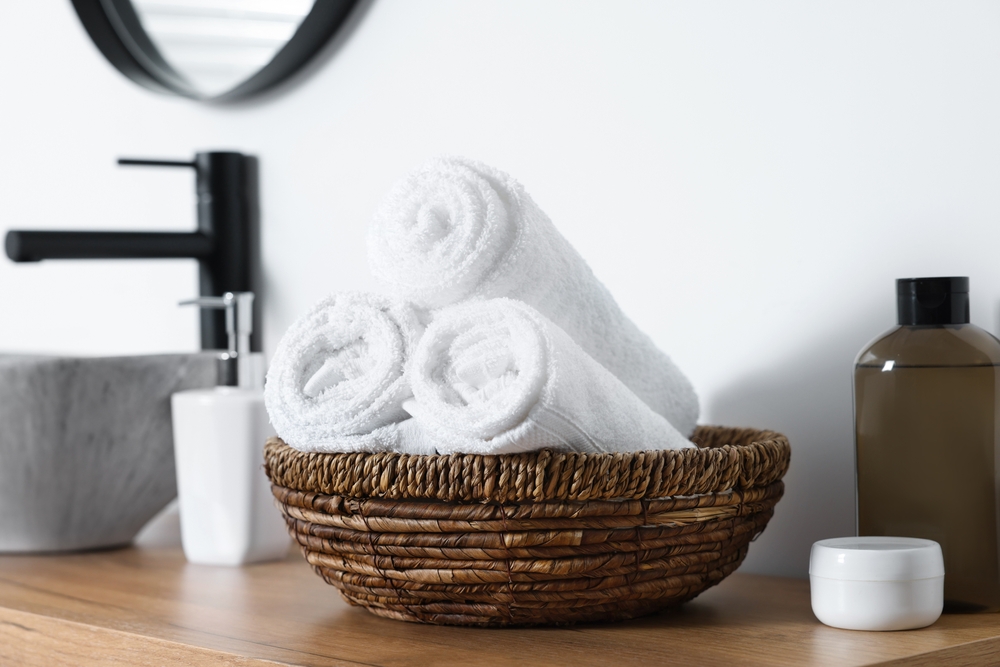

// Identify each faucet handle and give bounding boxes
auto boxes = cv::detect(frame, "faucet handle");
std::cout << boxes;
[118,158,196,168]
[179,292,254,356]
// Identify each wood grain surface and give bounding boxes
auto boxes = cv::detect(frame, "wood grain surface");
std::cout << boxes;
[1,547,999,666]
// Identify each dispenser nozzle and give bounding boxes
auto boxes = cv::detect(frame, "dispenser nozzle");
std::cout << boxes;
[179,292,254,357]
[180,292,256,388]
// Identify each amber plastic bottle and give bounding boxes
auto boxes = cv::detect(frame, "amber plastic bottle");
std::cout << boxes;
[855,277,1000,612]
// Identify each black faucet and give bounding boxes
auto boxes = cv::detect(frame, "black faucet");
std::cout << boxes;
[4,151,259,352]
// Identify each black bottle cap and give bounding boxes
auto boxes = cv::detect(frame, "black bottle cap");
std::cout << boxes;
[897,277,969,325]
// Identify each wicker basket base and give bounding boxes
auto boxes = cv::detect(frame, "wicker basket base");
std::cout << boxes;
[265,425,790,627]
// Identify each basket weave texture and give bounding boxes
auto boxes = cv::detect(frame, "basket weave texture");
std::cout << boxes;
[264,425,790,627]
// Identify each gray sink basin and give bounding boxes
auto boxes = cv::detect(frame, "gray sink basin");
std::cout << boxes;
[0,353,217,552]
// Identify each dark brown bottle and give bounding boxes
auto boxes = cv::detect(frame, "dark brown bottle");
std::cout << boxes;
[855,277,1000,611]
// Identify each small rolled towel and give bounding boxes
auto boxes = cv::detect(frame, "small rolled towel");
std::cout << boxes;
[404,298,694,455]
[264,292,432,454]
[368,156,699,436]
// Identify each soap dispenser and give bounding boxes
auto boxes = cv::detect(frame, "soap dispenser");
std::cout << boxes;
[170,292,289,565]
[854,277,1000,611]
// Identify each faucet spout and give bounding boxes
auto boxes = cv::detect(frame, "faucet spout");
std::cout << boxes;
[4,151,258,352]
[5,231,214,262]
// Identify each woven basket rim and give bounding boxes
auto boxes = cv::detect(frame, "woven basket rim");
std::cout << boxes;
[264,424,790,503]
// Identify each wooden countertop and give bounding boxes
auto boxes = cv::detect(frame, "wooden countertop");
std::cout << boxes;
[1,547,999,666]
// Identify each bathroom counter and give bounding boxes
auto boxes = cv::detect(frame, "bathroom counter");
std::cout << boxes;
[2,547,999,666]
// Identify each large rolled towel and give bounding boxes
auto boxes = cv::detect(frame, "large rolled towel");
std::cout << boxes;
[404,298,694,455]
[264,292,431,454]
[368,157,699,436]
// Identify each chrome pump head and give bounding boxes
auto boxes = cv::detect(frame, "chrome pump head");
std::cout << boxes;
[180,292,255,387]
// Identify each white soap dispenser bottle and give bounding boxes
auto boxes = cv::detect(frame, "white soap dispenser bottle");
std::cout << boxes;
[170,292,289,566]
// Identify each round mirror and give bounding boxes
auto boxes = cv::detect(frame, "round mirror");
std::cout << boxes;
[72,0,358,102]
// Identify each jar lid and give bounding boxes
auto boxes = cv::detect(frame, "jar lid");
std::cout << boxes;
[809,537,944,581]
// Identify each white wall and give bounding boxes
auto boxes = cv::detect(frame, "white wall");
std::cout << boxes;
[3,1,1000,577]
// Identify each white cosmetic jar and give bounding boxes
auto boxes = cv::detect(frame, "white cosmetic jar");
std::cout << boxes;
[809,536,944,631]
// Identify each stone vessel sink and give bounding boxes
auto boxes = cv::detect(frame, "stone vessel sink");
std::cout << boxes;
[0,354,216,552]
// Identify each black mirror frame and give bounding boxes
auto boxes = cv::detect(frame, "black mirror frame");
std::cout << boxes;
[71,0,358,103]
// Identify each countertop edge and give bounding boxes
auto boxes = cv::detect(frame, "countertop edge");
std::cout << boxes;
[873,634,1000,667]
[0,606,364,667]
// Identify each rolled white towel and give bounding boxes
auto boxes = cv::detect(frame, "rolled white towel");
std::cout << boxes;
[264,292,434,454]
[405,298,694,455]
[369,156,699,436]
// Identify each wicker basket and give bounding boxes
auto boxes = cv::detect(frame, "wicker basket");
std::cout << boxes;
[264,425,790,627]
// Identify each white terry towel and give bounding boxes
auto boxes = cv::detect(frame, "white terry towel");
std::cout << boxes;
[368,156,699,436]
[264,292,434,454]
[404,298,694,456]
